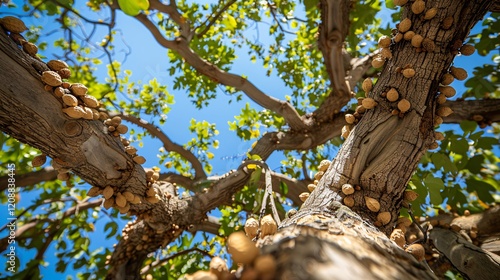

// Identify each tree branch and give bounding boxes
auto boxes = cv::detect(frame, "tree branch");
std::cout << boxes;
[195,0,237,38]
[0,166,58,192]
[443,99,500,124]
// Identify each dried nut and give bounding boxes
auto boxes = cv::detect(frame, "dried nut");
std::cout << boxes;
[398,18,412,33]
[118,203,130,214]
[386,88,399,102]
[411,35,423,48]
[307,184,317,192]
[398,99,411,113]
[406,244,425,261]
[122,191,135,202]
[53,87,65,97]
[378,35,392,48]
[434,132,445,141]
[227,231,259,265]
[145,194,160,203]
[254,254,277,278]
[30,154,47,168]
[87,186,101,197]
[441,16,454,30]
[397,216,412,227]
[62,94,78,107]
[0,16,28,33]
[61,82,71,89]
[318,159,331,172]
[22,41,38,56]
[460,44,475,56]
[209,257,228,279]
[57,68,71,79]
[47,60,69,71]
[131,195,142,204]
[341,125,350,138]
[371,56,385,68]
[429,141,439,149]
[434,116,443,126]
[411,0,425,14]
[403,31,415,41]
[439,86,456,97]
[91,108,100,120]
[115,193,127,208]
[424,7,438,20]
[365,196,381,212]
[402,68,415,78]
[464,209,471,216]
[403,190,419,202]
[362,78,373,92]
[133,156,146,164]
[356,105,366,114]
[103,197,115,209]
[70,83,88,96]
[394,32,403,43]
[99,112,109,121]
[422,38,435,52]
[299,192,310,202]
[82,107,94,120]
[186,271,217,280]
[146,186,157,197]
[342,184,355,195]
[57,172,70,181]
[108,126,116,132]
[110,116,122,126]
[41,71,63,87]
[116,124,128,134]
[314,171,324,180]
[436,94,447,104]
[377,212,392,225]
[437,106,453,117]
[345,114,356,124]
[103,186,114,200]
[450,66,468,80]
[244,218,259,239]
[260,215,277,237]
[62,106,85,119]
[343,195,355,207]
[390,228,406,248]
[125,146,137,155]
[362,98,377,109]
[81,95,99,108]
[380,48,393,59]
[393,0,408,6]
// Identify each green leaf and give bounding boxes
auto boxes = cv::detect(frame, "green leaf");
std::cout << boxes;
[450,138,469,155]
[118,0,149,16]
[466,177,496,203]
[460,120,477,135]
[424,175,444,205]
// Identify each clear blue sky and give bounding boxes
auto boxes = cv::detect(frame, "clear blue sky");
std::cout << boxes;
[0,1,497,278]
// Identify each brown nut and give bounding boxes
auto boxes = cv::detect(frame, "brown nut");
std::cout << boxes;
[398,18,412,33]
[362,97,377,109]
[81,95,100,108]
[460,44,475,56]
[41,71,63,87]
[362,78,373,92]
[365,196,381,212]
[386,88,399,102]
[260,214,277,237]
[398,99,411,113]
[342,183,355,195]
[62,94,78,107]
[0,16,28,33]
[62,106,85,119]
[227,231,259,265]
[378,35,392,48]
[424,7,438,20]
[70,83,88,96]
[32,154,47,167]
[47,60,69,71]
[402,68,415,78]
[377,212,392,225]
[244,218,259,239]
[57,68,71,79]
[411,0,425,15]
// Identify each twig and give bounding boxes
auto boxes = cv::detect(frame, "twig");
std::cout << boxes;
[196,0,237,38]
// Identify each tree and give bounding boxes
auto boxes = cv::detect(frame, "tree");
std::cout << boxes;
[0,0,499,279]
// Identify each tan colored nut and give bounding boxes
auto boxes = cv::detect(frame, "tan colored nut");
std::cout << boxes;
[103,186,114,200]
[450,66,468,80]
[342,184,355,195]
[439,86,456,97]
[22,41,38,56]
[133,156,146,164]
[437,106,453,117]
[398,99,411,113]
[62,94,78,107]
[53,87,65,98]
[47,60,69,71]
[314,171,324,180]
[398,18,412,33]
[254,254,277,278]
[146,185,157,197]
[70,83,88,96]
[116,124,128,134]
[41,71,62,87]
[424,7,438,20]
[429,141,439,149]
[434,132,445,141]
[61,82,71,89]
[403,31,415,41]
[122,191,135,202]
[318,159,331,172]
[87,186,101,197]
[380,48,393,59]
[422,38,435,52]
[345,114,356,124]
[117,203,130,214]
[441,73,454,85]
[81,95,99,108]
[343,195,355,207]
[115,193,127,208]
[403,190,419,202]
[99,112,109,121]
[394,32,403,43]
[108,126,116,132]
[57,171,70,181]
[227,231,259,265]
[186,271,217,280]
[460,44,475,56]
[307,184,317,192]
[411,34,423,48]
[402,68,415,78]
[394,0,408,6]
[411,0,425,15]
[386,88,399,102]
[362,97,377,109]
[62,106,85,119]
[299,192,310,202]
[406,244,425,261]
[32,154,47,167]
[131,195,142,204]
[57,68,71,79]
[436,94,447,104]
[341,125,350,138]
[371,56,385,68]
[378,35,392,48]
[390,228,406,248]
[362,78,373,92]
[0,16,28,33]
[244,217,259,239]
[110,116,122,126]
[365,196,380,212]
[441,16,454,30]
[125,146,137,155]
[209,256,228,279]
[145,194,160,203]
[434,116,443,127]
[377,212,392,225]
[91,108,100,120]
[82,106,94,120]
[103,197,115,209]
[397,216,412,227]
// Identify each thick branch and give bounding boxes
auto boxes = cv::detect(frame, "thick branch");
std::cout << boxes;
[443,99,500,124]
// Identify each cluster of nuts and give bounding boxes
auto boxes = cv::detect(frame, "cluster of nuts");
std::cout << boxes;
[244,214,278,241]
[31,154,73,181]
[87,185,141,214]
[388,215,427,261]
[299,159,331,201]
[185,256,230,280]
[0,16,40,58]
[118,133,147,165]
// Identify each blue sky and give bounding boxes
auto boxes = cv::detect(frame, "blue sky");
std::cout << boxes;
[0,1,498,278]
